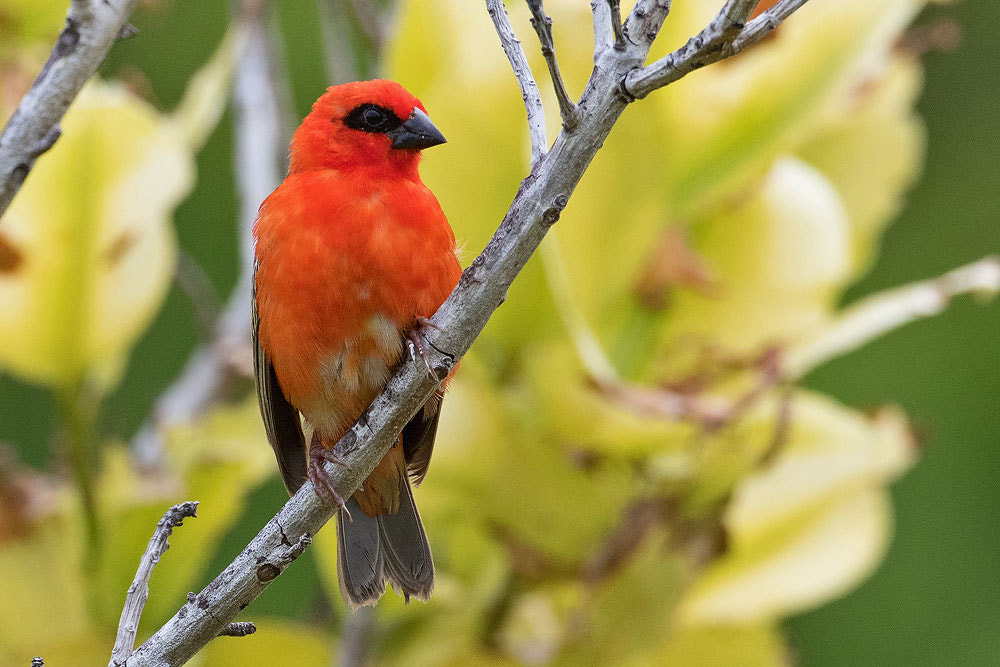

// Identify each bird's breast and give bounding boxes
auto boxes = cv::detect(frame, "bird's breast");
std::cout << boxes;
[254,171,461,437]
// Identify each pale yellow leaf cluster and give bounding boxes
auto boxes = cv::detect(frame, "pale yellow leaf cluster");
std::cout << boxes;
[0,82,190,389]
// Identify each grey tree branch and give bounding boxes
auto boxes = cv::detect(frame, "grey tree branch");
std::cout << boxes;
[526,0,581,130]
[590,0,615,62]
[109,502,199,666]
[624,0,809,99]
[785,255,1000,379]
[0,0,139,221]
[486,0,547,165]
[606,0,626,50]
[123,1,816,663]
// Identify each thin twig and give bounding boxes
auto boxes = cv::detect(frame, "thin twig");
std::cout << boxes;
[709,0,761,38]
[526,0,581,130]
[732,0,809,50]
[607,0,626,50]
[108,501,199,667]
[784,256,1000,380]
[624,0,808,100]
[0,0,140,220]
[126,1,817,661]
[217,621,257,637]
[485,0,547,165]
[590,0,614,61]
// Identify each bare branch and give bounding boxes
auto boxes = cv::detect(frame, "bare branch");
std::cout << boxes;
[590,0,614,61]
[624,0,810,99]
[733,0,809,50]
[0,0,139,221]
[217,622,257,637]
[126,0,853,661]
[526,0,581,130]
[621,0,672,52]
[710,0,761,37]
[607,0,626,50]
[785,256,1000,380]
[109,502,199,667]
[485,0,547,165]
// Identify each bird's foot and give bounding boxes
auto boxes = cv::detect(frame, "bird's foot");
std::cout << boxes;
[406,317,440,378]
[308,444,352,522]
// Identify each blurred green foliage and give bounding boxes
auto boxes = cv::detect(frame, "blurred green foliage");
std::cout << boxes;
[0,0,996,665]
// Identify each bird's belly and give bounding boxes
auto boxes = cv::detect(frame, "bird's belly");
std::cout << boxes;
[295,313,404,438]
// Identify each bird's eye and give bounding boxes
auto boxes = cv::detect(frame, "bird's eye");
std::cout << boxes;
[343,103,403,135]
[363,107,386,129]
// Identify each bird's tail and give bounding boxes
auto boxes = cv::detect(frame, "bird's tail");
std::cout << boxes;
[336,473,434,609]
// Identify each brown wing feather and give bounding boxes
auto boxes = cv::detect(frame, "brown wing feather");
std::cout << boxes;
[401,392,443,487]
[253,268,308,495]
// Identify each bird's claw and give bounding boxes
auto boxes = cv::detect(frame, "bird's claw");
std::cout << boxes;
[308,445,352,522]
[406,318,439,378]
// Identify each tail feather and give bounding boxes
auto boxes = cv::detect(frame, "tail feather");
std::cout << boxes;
[336,497,385,609]
[336,478,434,609]
[378,475,434,603]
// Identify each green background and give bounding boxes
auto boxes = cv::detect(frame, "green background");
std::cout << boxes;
[0,0,996,664]
[788,0,1000,664]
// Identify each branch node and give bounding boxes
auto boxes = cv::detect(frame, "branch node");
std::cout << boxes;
[55,19,82,59]
[116,23,139,40]
[616,71,639,103]
[29,125,62,158]
[255,563,281,583]
[280,531,313,563]
[541,194,569,227]
[217,621,257,637]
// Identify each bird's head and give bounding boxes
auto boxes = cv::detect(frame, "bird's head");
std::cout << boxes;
[288,79,446,175]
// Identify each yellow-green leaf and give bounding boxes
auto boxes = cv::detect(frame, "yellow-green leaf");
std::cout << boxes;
[0,81,191,390]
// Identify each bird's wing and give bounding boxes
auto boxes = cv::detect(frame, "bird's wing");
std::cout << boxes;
[401,392,443,487]
[252,264,308,495]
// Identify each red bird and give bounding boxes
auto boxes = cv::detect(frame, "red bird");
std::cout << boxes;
[252,80,461,608]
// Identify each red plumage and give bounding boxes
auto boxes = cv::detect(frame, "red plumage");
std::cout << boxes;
[252,80,460,608]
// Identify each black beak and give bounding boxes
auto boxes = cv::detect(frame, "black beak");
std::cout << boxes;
[387,108,446,150]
